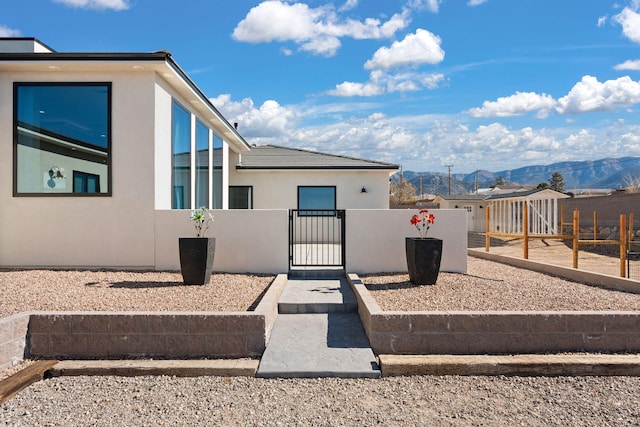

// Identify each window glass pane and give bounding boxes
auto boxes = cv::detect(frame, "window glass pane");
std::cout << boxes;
[213,134,223,209]
[15,83,110,195]
[229,186,252,209]
[298,186,335,215]
[195,120,209,208]
[172,102,191,209]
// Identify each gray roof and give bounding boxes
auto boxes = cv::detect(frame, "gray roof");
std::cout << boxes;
[236,145,399,171]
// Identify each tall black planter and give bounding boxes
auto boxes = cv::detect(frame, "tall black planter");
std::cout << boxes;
[179,237,215,285]
[405,237,442,285]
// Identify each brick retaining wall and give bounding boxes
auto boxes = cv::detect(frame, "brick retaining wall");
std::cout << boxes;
[348,273,640,355]
[0,274,287,365]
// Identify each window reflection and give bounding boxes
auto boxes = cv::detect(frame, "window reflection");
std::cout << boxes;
[15,83,110,195]
[172,102,191,209]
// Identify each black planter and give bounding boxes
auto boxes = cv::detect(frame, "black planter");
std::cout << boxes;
[179,237,215,285]
[405,237,443,285]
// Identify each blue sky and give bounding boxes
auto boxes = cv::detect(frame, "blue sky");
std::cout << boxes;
[3,0,640,174]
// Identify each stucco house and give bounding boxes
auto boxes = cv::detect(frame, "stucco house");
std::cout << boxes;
[3,37,470,274]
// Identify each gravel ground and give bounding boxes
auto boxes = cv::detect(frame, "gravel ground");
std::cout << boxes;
[0,270,274,318]
[2,375,640,426]
[364,256,640,311]
[3,259,640,425]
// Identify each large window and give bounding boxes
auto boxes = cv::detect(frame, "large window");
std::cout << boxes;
[229,186,253,209]
[14,83,111,196]
[298,186,336,215]
[171,100,225,210]
[195,120,209,208]
[172,102,191,209]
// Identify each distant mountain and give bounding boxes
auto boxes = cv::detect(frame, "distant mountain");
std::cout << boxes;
[398,157,640,196]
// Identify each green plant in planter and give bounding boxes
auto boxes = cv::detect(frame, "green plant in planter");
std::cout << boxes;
[190,207,214,237]
[180,207,216,285]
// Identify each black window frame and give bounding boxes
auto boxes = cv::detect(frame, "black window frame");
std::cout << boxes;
[229,185,253,209]
[13,81,112,197]
[297,185,336,216]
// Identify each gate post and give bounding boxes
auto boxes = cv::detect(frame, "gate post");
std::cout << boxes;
[573,209,579,269]
[621,214,627,278]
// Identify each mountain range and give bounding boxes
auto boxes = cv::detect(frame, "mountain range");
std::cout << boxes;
[399,157,640,196]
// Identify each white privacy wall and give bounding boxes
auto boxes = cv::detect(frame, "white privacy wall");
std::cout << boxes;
[154,208,467,274]
[154,209,290,273]
[345,209,468,274]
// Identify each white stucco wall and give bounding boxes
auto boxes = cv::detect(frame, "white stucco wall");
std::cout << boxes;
[345,209,467,273]
[0,71,158,268]
[154,209,289,273]
[229,158,392,209]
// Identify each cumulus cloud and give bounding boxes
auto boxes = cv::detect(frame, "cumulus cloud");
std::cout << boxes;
[52,0,129,10]
[466,92,556,118]
[231,1,410,56]
[327,81,385,97]
[0,25,20,37]
[339,0,358,12]
[614,59,640,70]
[210,94,297,139]
[556,75,640,114]
[364,29,445,70]
[468,0,488,6]
[613,6,640,44]
[597,15,607,27]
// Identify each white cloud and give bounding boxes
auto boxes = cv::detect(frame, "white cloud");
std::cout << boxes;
[406,0,442,13]
[211,93,640,172]
[231,1,410,56]
[364,29,445,70]
[327,70,445,97]
[339,0,358,12]
[556,75,640,114]
[613,6,640,44]
[52,0,129,10]
[614,59,640,70]
[210,94,297,138]
[466,92,556,118]
[597,15,607,27]
[468,0,488,6]
[0,25,20,37]
[327,81,384,97]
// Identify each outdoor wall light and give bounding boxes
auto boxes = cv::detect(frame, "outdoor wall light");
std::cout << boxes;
[361,186,367,193]
[49,166,65,179]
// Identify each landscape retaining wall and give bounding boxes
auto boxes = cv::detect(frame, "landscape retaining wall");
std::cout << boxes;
[1,274,287,363]
[348,273,640,355]
[0,313,30,371]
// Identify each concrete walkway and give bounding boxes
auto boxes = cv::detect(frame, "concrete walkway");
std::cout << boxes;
[256,276,381,378]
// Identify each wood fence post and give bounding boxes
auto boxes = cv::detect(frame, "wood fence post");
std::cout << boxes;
[573,209,579,269]
[621,214,627,278]
[523,203,529,259]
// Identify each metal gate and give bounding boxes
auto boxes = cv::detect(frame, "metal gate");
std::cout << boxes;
[289,209,345,268]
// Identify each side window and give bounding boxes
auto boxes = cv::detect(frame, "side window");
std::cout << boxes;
[229,186,253,209]
[298,186,336,216]
[14,83,111,196]
[73,171,101,193]
[171,102,191,209]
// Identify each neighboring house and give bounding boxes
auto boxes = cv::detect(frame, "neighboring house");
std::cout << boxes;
[229,145,398,210]
[0,37,402,270]
[436,188,569,234]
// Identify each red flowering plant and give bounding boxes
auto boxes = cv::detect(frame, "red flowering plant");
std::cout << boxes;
[410,209,436,238]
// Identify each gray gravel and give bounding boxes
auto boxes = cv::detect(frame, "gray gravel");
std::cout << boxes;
[364,256,640,311]
[2,375,640,426]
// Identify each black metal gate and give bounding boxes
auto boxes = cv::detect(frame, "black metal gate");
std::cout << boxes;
[289,209,346,268]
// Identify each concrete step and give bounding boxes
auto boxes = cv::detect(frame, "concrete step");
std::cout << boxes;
[257,313,381,379]
[288,269,345,279]
[277,277,357,314]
